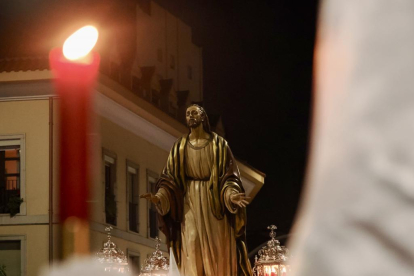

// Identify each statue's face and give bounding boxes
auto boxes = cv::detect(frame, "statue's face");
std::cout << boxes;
[186,106,204,128]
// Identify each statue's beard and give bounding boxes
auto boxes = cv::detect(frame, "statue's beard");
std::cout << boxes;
[187,118,202,129]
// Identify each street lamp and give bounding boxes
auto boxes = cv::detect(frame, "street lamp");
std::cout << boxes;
[253,225,291,276]
[139,237,169,276]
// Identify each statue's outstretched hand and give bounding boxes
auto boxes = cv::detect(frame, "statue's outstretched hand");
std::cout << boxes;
[140,193,160,204]
[230,193,251,208]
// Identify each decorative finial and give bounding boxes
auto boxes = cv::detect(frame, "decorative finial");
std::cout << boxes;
[140,236,169,273]
[268,225,277,239]
[105,226,113,241]
[96,226,129,270]
[155,237,161,251]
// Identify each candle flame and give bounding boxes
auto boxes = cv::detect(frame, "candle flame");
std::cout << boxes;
[63,26,98,61]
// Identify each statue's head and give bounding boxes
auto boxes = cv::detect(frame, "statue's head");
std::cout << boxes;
[186,104,211,133]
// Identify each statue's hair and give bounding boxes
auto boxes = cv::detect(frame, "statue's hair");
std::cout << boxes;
[188,104,212,134]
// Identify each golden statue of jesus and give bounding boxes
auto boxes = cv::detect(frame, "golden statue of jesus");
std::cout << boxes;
[141,104,252,276]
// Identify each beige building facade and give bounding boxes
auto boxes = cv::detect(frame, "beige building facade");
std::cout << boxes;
[0,1,265,275]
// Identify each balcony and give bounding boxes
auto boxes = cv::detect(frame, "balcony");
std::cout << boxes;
[0,180,20,214]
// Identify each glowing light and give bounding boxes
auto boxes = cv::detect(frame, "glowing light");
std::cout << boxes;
[63,26,98,61]
[264,265,279,276]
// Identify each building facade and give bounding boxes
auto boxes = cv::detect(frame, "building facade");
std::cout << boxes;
[0,1,265,275]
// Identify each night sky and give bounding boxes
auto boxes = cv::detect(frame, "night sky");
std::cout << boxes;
[0,0,319,252]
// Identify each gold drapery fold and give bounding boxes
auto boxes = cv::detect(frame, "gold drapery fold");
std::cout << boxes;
[156,133,252,275]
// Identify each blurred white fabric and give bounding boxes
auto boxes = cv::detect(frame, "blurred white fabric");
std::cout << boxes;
[39,257,132,276]
[289,0,414,275]
[169,248,181,276]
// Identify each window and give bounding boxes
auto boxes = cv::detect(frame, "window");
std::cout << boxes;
[103,151,117,226]
[0,135,25,215]
[127,161,139,233]
[119,70,131,88]
[151,90,160,107]
[187,65,193,80]
[128,250,141,274]
[147,171,159,239]
[140,89,151,101]
[169,102,177,118]
[0,236,26,276]
[157,48,163,63]
[170,55,175,70]
[131,76,142,96]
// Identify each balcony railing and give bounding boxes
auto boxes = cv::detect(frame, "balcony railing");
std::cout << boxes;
[6,179,18,190]
[0,188,20,214]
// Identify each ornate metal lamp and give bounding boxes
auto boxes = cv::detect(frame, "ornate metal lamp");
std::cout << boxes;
[139,237,169,276]
[253,225,291,276]
[96,226,130,273]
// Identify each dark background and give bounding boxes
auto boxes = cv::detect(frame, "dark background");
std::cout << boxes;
[0,0,318,252]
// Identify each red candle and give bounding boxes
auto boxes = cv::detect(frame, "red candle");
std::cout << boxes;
[49,26,100,253]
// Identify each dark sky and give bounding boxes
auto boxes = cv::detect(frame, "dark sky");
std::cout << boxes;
[0,0,318,251]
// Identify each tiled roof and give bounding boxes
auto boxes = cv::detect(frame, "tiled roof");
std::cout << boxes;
[0,57,49,73]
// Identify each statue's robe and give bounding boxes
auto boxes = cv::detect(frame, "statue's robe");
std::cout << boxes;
[155,132,252,276]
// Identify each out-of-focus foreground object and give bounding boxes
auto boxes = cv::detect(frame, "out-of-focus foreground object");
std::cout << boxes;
[49,25,100,258]
[39,256,131,276]
[289,0,414,275]
[168,247,180,276]
[253,225,291,276]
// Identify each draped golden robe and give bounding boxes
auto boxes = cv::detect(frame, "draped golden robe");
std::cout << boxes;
[155,132,252,276]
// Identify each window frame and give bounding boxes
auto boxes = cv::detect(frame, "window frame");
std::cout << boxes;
[131,75,142,96]
[146,169,159,239]
[102,149,117,226]
[127,249,141,274]
[0,235,27,276]
[0,134,26,216]
[126,160,140,234]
